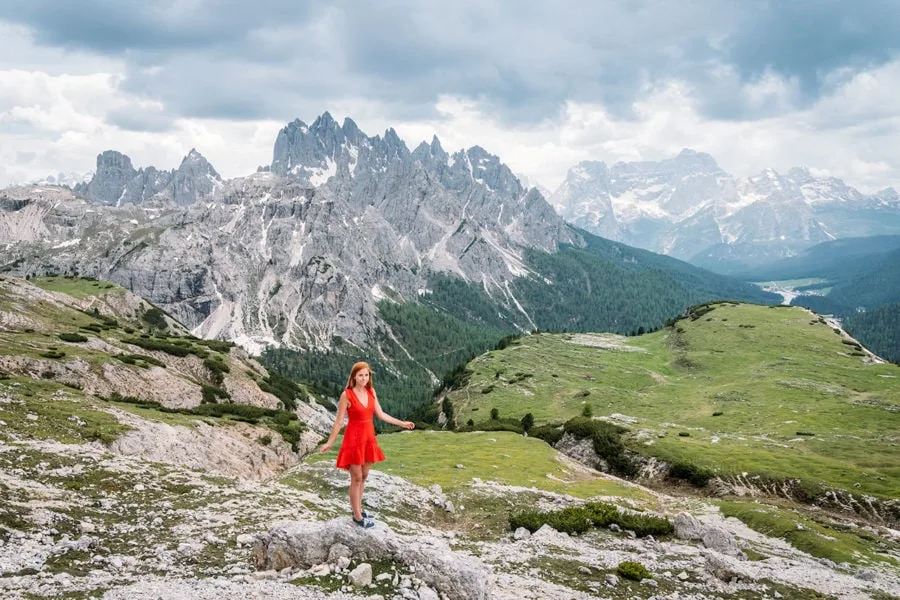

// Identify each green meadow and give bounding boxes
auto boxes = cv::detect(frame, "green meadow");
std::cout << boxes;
[446,302,900,500]
[31,276,127,299]
[309,429,649,501]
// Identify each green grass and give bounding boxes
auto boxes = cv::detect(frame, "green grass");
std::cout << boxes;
[718,500,899,568]
[446,303,900,500]
[0,378,130,444]
[31,276,125,299]
[309,430,648,501]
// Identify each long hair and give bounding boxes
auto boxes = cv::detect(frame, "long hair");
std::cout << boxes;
[345,361,374,390]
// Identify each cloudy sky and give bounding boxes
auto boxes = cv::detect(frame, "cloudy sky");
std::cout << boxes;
[2,0,899,192]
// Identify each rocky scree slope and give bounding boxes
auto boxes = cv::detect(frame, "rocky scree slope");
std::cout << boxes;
[0,275,332,478]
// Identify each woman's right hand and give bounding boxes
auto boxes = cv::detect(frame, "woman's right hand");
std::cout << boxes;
[320,441,332,453]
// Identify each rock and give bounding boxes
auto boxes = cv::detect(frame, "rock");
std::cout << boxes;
[704,551,745,583]
[417,586,440,600]
[701,525,745,558]
[455,464,465,469]
[605,574,619,586]
[854,568,877,582]
[235,533,256,547]
[348,563,372,586]
[677,570,689,580]
[336,556,351,571]
[254,518,491,600]
[328,543,352,563]
[578,566,592,575]
[177,542,203,556]
[513,527,531,541]
[531,524,560,542]
[78,521,96,534]
[673,512,703,540]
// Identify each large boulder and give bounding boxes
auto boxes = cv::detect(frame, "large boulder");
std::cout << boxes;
[253,518,492,600]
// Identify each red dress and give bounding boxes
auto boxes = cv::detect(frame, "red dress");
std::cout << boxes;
[336,387,386,469]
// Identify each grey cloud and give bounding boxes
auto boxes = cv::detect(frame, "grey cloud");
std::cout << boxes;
[106,105,175,133]
[726,0,900,96]
[3,0,900,125]
[0,0,316,53]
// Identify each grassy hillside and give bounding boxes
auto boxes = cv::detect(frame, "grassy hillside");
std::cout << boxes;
[445,302,900,502]
[0,275,314,450]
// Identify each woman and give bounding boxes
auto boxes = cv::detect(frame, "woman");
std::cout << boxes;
[320,361,415,528]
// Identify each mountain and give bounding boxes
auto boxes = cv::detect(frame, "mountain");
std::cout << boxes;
[0,114,776,416]
[551,151,900,273]
[74,148,222,206]
[735,234,900,281]
[26,171,93,188]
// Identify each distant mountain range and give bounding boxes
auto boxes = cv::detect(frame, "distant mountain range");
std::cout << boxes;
[549,150,900,274]
[0,112,777,412]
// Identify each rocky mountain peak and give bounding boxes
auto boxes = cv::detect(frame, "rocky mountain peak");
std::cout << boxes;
[75,148,221,206]
[876,187,899,204]
[552,149,900,270]
[673,148,721,173]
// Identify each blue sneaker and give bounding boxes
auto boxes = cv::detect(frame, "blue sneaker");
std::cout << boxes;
[352,516,374,529]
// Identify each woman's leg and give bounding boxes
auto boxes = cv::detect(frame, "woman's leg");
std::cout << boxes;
[360,463,372,512]
[348,465,363,520]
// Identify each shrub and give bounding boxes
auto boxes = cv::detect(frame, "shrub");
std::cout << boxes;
[40,370,55,379]
[259,434,273,446]
[195,339,235,353]
[123,337,191,357]
[796,431,815,436]
[490,407,499,420]
[617,560,650,581]
[476,419,523,434]
[466,419,474,427]
[562,417,635,476]
[201,385,230,404]
[481,385,495,394]
[530,424,564,445]
[141,307,168,330]
[712,411,723,416]
[668,462,712,487]
[520,412,534,434]
[40,350,66,359]
[509,502,672,539]
[678,431,691,437]
[581,403,593,417]
[257,370,303,411]
[441,397,455,426]
[203,356,231,386]
[58,332,88,343]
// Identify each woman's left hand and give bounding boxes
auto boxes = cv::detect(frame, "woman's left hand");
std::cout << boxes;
[402,421,415,430]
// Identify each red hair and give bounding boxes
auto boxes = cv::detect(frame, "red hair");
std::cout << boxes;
[346,361,374,390]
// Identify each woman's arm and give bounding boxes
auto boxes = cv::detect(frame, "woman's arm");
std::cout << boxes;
[320,392,349,452]
[373,393,415,430]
